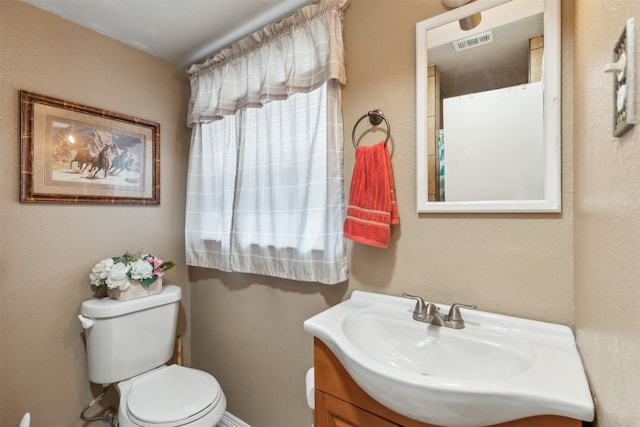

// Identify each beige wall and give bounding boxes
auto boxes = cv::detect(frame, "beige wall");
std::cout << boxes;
[0,1,190,425]
[3,1,639,427]
[573,0,640,425]
[191,2,575,426]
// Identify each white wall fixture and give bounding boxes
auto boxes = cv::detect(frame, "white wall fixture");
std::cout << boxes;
[19,413,30,427]
[603,18,636,137]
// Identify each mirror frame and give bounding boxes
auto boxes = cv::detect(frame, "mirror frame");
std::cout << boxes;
[416,0,561,213]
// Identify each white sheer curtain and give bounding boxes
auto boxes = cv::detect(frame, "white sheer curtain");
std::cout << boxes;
[185,0,348,284]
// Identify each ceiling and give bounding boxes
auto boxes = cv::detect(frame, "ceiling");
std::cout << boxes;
[21,0,313,67]
[426,0,544,97]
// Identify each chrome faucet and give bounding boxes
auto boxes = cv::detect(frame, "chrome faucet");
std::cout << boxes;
[402,293,476,329]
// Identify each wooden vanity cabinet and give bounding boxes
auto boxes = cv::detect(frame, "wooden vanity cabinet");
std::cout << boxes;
[313,338,581,427]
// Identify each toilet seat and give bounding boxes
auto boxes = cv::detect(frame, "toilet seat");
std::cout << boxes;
[126,365,223,427]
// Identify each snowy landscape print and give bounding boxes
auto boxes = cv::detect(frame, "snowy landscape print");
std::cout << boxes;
[51,121,144,188]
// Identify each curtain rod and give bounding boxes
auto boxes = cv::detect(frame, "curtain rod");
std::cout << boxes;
[182,0,315,67]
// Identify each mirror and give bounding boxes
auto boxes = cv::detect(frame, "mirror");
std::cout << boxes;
[416,0,560,212]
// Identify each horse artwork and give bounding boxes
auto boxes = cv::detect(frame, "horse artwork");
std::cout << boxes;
[55,125,142,183]
[20,91,159,204]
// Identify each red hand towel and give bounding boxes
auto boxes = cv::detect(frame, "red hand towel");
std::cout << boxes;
[343,141,399,248]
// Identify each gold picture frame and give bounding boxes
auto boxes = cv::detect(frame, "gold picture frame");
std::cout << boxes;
[20,90,160,205]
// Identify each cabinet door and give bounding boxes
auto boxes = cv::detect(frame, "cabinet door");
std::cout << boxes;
[316,391,401,427]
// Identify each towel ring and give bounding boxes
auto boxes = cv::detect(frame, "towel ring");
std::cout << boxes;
[352,109,391,148]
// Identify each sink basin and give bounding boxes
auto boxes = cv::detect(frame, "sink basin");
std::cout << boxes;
[344,308,534,381]
[304,290,594,427]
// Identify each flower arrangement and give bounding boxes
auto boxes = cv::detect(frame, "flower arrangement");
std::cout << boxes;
[90,251,175,297]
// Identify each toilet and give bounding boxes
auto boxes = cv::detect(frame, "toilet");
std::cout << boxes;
[79,284,226,426]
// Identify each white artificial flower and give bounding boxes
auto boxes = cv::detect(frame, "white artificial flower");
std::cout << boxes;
[89,258,114,286]
[106,262,131,290]
[129,259,154,280]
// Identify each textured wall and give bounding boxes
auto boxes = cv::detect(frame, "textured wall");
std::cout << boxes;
[191,1,575,426]
[573,0,640,425]
[0,2,190,425]
[5,1,620,426]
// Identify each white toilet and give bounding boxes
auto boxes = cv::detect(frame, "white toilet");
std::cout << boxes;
[79,284,226,426]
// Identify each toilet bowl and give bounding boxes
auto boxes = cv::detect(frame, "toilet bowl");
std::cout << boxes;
[117,365,226,427]
[79,285,226,426]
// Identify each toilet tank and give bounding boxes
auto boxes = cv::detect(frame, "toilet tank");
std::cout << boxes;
[80,284,182,385]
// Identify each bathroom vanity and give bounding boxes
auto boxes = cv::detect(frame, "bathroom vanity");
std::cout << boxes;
[304,290,594,427]
[313,338,580,427]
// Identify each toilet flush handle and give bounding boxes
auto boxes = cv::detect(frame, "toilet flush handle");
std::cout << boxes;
[78,315,94,330]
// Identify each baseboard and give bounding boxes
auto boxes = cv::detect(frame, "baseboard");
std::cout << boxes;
[218,411,251,427]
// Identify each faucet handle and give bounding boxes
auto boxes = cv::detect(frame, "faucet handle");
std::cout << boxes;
[447,303,477,321]
[402,292,426,315]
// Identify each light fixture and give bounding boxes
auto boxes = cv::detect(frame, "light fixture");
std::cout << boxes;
[440,0,482,31]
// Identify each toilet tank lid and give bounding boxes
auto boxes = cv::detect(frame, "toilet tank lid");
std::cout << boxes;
[81,284,181,318]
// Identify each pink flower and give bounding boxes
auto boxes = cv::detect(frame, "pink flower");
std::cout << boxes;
[148,256,166,277]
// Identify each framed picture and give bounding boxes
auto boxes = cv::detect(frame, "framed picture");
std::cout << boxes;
[20,90,160,205]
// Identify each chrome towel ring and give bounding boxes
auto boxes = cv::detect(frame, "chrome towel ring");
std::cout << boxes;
[351,109,391,148]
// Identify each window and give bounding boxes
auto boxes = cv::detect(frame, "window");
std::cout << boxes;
[185,0,348,284]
